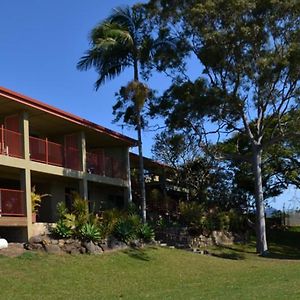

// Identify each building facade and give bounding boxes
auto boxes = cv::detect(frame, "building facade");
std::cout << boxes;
[0,87,136,241]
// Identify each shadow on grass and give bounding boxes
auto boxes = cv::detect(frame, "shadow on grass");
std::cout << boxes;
[213,229,300,260]
[264,228,300,260]
[123,248,152,261]
[211,252,246,260]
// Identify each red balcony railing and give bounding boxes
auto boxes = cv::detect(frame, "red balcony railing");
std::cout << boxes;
[29,136,64,167]
[0,189,25,216]
[87,150,126,179]
[64,147,81,171]
[29,136,81,170]
[0,126,23,158]
[86,151,105,176]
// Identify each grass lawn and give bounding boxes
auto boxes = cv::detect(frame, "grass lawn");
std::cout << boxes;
[1,229,300,300]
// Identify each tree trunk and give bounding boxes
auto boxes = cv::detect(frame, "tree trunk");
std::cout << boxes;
[137,111,146,223]
[133,59,147,223]
[252,146,268,255]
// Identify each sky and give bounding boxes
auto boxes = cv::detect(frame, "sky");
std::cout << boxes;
[0,0,298,210]
[0,0,172,157]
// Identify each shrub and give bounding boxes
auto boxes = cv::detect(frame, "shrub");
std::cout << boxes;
[72,193,89,228]
[52,219,73,239]
[179,201,204,227]
[113,214,141,244]
[217,212,231,231]
[114,219,137,244]
[99,208,125,238]
[228,210,248,233]
[79,223,101,242]
[137,223,155,243]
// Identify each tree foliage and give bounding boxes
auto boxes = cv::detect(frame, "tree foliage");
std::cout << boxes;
[146,0,300,254]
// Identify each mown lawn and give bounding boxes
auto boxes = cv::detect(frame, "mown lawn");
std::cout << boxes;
[1,230,300,300]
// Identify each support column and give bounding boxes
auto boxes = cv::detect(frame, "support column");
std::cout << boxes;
[79,179,88,201]
[124,147,132,205]
[20,111,33,239]
[79,131,88,200]
[20,168,32,239]
[20,111,30,161]
[79,131,86,172]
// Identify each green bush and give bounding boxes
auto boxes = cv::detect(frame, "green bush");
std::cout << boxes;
[79,223,101,242]
[52,219,73,239]
[228,210,248,233]
[179,201,204,227]
[137,223,155,243]
[99,208,125,239]
[114,218,137,244]
[72,193,89,228]
[53,196,155,245]
[217,212,231,231]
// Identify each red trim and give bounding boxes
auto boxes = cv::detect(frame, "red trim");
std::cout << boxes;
[0,87,137,146]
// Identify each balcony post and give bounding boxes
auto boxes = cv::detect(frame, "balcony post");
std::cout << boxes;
[79,131,86,172]
[124,147,132,205]
[20,168,32,239]
[20,111,30,161]
[45,137,48,164]
[1,124,4,154]
[79,131,88,200]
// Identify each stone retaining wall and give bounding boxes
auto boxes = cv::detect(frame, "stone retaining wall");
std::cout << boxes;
[155,227,246,250]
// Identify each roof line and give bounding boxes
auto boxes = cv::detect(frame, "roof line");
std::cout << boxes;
[0,86,137,146]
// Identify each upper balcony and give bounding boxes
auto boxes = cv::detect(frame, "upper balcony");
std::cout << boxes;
[28,136,126,179]
[29,136,81,171]
[86,149,126,180]
[0,124,127,180]
[0,88,136,182]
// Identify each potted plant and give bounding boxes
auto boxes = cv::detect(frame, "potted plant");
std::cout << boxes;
[31,186,50,223]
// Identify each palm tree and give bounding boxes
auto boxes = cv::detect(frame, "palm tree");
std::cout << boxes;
[77,6,152,222]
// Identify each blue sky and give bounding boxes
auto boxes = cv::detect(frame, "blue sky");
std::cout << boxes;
[0,0,297,210]
[0,0,172,157]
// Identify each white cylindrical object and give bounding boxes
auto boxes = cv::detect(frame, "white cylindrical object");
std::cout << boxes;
[0,238,8,249]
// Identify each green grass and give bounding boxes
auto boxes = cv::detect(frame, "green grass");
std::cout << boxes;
[1,229,300,299]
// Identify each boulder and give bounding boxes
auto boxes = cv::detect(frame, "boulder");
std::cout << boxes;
[64,244,81,255]
[44,244,63,254]
[29,235,44,244]
[107,237,127,250]
[82,241,103,254]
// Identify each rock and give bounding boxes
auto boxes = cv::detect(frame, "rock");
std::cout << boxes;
[64,239,74,244]
[129,240,142,248]
[0,238,8,249]
[99,243,109,252]
[107,237,127,250]
[30,243,44,251]
[50,239,59,245]
[41,236,51,245]
[29,235,44,244]
[80,247,86,254]
[23,243,32,250]
[82,241,103,254]
[212,231,234,245]
[83,241,95,254]
[93,244,103,255]
[44,244,63,254]
[64,244,81,255]
[58,239,65,247]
